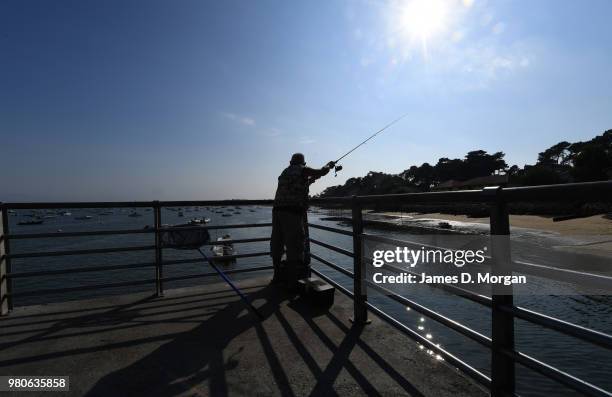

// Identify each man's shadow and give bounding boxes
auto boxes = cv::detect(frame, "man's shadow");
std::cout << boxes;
[85,284,291,397]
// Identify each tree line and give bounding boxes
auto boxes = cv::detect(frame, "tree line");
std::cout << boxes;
[317,129,611,198]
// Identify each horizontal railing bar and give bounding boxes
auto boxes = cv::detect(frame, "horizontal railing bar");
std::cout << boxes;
[380,261,492,307]
[512,260,612,291]
[9,279,157,297]
[200,237,270,245]
[503,305,612,350]
[3,181,610,210]
[162,251,271,266]
[159,223,272,233]
[7,262,157,279]
[499,180,612,202]
[8,245,155,259]
[365,280,492,348]
[502,349,612,397]
[307,223,354,236]
[309,238,354,257]
[310,181,612,205]
[163,265,273,282]
[311,267,354,298]
[7,228,155,240]
[3,200,274,210]
[365,302,492,388]
[3,202,158,209]
[310,253,354,278]
[363,233,461,253]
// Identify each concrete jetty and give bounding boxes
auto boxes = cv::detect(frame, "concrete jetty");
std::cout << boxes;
[0,277,486,396]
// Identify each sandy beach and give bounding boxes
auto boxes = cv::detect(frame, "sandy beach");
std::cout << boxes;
[371,212,612,256]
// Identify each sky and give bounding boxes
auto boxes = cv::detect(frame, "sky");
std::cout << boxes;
[1,0,611,201]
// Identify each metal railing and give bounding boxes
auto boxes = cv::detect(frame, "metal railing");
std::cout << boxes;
[0,200,274,311]
[308,181,612,397]
[1,181,611,397]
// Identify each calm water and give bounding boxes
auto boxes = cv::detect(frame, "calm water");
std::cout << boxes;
[5,206,612,396]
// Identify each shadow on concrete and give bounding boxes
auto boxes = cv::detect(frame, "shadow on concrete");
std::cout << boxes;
[84,284,293,397]
[1,282,427,396]
[82,285,424,397]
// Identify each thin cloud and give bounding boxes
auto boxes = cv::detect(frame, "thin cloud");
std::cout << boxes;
[299,136,316,144]
[221,112,256,126]
[262,128,282,137]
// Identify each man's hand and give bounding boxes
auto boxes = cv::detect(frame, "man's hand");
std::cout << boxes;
[325,161,336,169]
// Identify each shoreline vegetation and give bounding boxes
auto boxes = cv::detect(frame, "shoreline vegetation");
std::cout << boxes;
[316,130,611,218]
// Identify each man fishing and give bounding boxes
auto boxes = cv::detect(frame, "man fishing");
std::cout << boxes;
[270,153,335,288]
[270,115,408,289]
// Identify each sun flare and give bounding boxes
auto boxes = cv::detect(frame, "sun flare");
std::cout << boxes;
[396,0,450,52]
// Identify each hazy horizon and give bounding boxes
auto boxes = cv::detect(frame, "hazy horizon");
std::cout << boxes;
[2,0,611,201]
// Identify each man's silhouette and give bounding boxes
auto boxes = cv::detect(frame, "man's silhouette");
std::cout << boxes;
[270,153,334,288]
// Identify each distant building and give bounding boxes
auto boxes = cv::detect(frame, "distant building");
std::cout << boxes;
[432,174,509,191]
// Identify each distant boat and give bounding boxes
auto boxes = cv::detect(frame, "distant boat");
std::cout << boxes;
[75,215,92,220]
[43,215,57,219]
[60,211,72,216]
[221,213,232,217]
[7,209,16,214]
[128,212,142,217]
[189,217,211,225]
[249,209,256,212]
[18,219,43,225]
[234,211,241,215]
[178,211,184,217]
[99,211,113,216]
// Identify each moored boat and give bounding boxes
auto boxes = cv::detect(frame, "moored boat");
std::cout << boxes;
[211,234,236,264]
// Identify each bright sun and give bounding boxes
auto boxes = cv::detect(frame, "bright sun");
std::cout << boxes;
[397,0,450,45]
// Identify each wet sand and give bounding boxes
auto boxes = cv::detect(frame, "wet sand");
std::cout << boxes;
[372,212,612,256]
[379,212,611,235]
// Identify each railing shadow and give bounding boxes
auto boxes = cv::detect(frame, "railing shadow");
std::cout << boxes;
[84,284,291,397]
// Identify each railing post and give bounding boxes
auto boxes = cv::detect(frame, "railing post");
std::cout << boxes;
[0,205,9,315]
[487,187,515,396]
[351,196,369,324]
[303,208,311,275]
[154,202,163,297]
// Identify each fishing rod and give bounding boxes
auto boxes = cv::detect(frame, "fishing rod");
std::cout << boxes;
[330,112,410,176]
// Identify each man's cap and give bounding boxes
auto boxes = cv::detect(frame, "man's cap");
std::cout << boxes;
[290,153,306,165]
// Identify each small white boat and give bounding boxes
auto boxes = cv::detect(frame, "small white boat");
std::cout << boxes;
[211,235,236,264]
[75,215,92,220]
[189,217,211,225]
